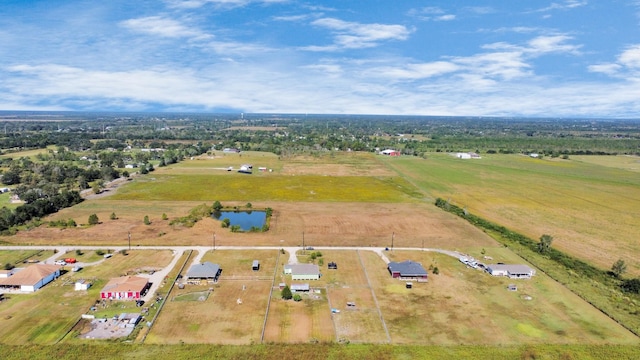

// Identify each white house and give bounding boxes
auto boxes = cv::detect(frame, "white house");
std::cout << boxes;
[0,264,61,292]
[486,264,536,279]
[284,264,320,280]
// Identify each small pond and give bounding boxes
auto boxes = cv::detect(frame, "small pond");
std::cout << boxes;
[212,210,266,231]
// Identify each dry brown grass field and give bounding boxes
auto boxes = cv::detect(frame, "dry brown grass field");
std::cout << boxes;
[7,200,497,251]
[363,250,637,345]
[383,154,640,274]
[146,249,280,344]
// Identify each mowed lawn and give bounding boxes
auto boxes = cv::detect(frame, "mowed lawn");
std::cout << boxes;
[383,153,640,274]
[0,250,173,344]
[363,250,638,345]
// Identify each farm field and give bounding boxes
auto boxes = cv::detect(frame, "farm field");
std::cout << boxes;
[0,250,172,344]
[383,153,640,274]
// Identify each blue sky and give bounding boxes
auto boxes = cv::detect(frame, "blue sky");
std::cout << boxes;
[1,0,640,117]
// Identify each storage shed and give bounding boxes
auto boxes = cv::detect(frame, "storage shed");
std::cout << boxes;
[252,260,260,271]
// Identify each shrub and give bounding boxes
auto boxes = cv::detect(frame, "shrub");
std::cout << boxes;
[88,213,99,225]
[281,285,292,300]
[110,212,117,220]
[293,294,302,302]
[144,215,151,225]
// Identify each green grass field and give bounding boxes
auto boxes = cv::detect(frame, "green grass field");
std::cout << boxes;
[110,173,422,202]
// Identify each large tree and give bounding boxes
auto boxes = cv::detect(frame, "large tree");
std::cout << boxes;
[537,234,553,253]
[612,259,627,278]
[281,285,292,300]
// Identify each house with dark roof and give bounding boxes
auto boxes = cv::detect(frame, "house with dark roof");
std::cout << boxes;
[186,261,221,283]
[0,264,61,292]
[387,261,428,280]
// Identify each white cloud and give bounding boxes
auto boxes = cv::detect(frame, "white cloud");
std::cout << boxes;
[367,61,459,80]
[408,7,456,21]
[588,44,640,78]
[588,63,621,75]
[121,16,210,40]
[435,15,456,21]
[164,0,287,9]
[618,44,640,68]
[535,0,588,13]
[309,18,411,50]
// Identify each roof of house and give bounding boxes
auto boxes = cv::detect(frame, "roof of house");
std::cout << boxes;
[487,264,533,274]
[284,264,320,276]
[388,261,428,276]
[101,276,148,294]
[0,264,61,287]
[291,283,310,291]
[187,262,221,278]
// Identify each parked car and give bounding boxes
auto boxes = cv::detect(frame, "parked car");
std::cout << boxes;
[54,260,67,266]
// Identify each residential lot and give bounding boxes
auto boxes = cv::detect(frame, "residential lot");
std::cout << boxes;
[0,250,173,344]
[146,249,280,344]
[0,247,637,345]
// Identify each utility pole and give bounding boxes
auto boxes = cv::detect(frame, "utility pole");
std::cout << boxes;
[213,232,216,251]
[391,232,395,250]
[302,231,305,252]
[422,238,424,251]
[128,232,131,250]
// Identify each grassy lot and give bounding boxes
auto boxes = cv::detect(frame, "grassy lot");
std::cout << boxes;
[362,250,637,345]
[2,343,640,360]
[146,250,279,344]
[0,147,52,159]
[0,192,21,210]
[109,173,421,202]
[382,153,640,274]
[0,250,53,266]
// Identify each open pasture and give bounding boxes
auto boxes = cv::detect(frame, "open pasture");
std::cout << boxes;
[8,200,497,251]
[109,172,421,202]
[362,250,637,345]
[383,153,640,274]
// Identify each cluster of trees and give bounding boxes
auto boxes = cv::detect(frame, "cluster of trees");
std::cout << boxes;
[0,190,83,232]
